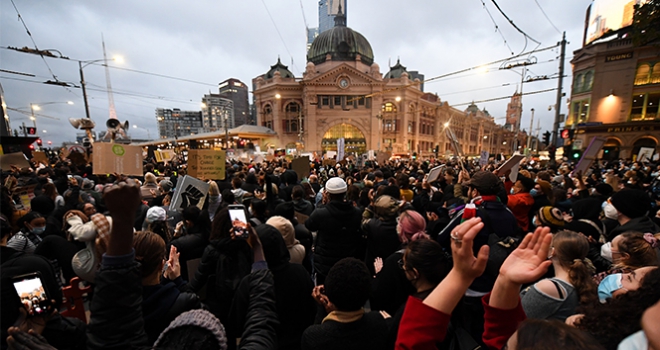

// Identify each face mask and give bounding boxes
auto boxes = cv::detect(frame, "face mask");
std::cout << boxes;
[532,216,538,227]
[598,273,626,302]
[510,188,515,195]
[530,189,539,197]
[600,242,613,263]
[631,166,638,170]
[31,226,46,235]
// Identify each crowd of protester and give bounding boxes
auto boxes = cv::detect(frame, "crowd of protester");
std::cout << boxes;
[1,152,660,349]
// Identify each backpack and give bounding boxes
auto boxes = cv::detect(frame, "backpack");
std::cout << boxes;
[477,205,521,279]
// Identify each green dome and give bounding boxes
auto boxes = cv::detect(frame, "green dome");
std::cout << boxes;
[384,59,408,79]
[265,58,294,79]
[306,12,374,66]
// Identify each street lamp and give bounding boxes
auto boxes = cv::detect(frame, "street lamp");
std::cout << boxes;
[30,101,74,132]
[132,124,151,139]
[79,57,120,121]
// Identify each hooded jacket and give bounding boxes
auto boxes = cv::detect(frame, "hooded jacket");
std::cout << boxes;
[230,225,315,350]
[292,199,314,216]
[142,277,201,344]
[305,199,363,280]
[607,216,660,241]
[507,192,535,231]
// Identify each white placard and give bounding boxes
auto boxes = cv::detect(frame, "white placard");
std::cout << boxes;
[170,175,210,211]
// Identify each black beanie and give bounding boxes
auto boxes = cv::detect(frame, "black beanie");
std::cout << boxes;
[30,195,55,217]
[610,189,651,219]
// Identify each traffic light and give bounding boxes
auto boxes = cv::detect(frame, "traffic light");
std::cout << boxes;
[572,150,582,160]
[542,131,551,146]
[36,138,42,146]
[26,127,36,135]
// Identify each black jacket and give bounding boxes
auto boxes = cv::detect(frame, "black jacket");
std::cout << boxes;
[608,216,660,241]
[231,225,315,350]
[293,199,314,216]
[187,237,252,323]
[370,250,415,316]
[142,276,201,344]
[301,310,392,350]
[169,228,208,281]
[362,217,400,276]
[305,200,363,280]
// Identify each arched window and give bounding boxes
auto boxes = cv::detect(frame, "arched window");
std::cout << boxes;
[573,73,583,91]
[635,64,651,85]
[382,102,397,113]
[651,63,660,84]
[284,102,302,133]
[285,102,300,113]
[263,104,273,129]
[584,71,594,91]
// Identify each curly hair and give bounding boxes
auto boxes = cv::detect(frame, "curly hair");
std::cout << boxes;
[324,258,371,311]
[553,230,599,307]
[577,267,660,349]
[516,319,604,350]
[615,231,659,270]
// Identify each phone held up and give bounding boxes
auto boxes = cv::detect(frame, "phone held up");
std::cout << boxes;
[12,272,52,316]
[228,204,249,239]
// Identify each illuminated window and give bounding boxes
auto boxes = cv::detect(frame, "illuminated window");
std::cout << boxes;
[631,92,660,121]
[382,102,397,113]
[570,99,590,124]
[635,64,651,85]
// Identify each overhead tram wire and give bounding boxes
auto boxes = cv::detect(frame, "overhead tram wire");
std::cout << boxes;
[478,0,515,55]
[9,0,60,83]
[260,0,300,74]
[452,88,557,107]
[534,0,562,35]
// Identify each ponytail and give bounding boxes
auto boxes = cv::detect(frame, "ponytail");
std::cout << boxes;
[568,258,598,307]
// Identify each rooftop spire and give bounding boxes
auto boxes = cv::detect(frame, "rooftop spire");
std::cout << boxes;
[334,2,346,27]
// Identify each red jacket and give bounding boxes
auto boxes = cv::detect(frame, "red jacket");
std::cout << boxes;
[507,192,534,231]
[394,293,526,350]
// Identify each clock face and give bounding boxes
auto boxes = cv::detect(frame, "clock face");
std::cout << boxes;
[339,78,349,88]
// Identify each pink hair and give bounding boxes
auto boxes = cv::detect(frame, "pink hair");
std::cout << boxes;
[397,210,429,244]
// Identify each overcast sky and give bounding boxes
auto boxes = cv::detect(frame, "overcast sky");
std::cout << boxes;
[0,0,593,146]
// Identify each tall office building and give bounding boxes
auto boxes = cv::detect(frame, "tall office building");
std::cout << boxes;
[156,108,204,139]
[201,94,234,132]
[218,78,250,126]
[307,0,346,51]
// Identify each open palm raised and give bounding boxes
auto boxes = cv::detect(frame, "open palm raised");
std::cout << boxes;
[499,226,553,285]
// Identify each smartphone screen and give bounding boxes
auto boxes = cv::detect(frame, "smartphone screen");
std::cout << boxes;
[228,205,248,238]
[13,273,51,316]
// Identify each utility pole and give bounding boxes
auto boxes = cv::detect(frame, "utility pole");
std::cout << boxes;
[551,32,566,149]
[527,108,534,151]
[79,61,92,121]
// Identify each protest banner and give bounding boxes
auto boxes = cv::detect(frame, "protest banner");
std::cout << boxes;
[92,143,143,176]
[479,151,488,166]
[336,138,345,162]
[0,152,31,171]
[637,147,655,162]
[376,151,391,165]
[32,151,48,164]
[187,150,226,180]
[154,149,176,163]
[291,157,310,180]
[170,175,210,211]
[12,184,37,211]
[573,137,606,176]
[496,154,525,182]
[426,165,445,183]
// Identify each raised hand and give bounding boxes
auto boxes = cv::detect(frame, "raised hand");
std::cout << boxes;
[374,257,383,275]
[163,245,181,280]
[450,217,489,281]
[103,178,141,218]
[499,226,553,285]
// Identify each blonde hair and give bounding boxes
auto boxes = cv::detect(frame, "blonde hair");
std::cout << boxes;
[209,181,220,196]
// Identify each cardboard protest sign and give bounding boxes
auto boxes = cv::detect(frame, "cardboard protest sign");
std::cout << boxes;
[32,151,48,164]
[0,152,31,171]
[322,159,336,167]
[496,154,525,182]
[573,137,606,176]
[637,147,655,162]
[187,150,226,180]
[376,151,391,165]
[170,175,210,211]
[479,151,489,166]
[68,152,88,167]
[426,165,445,183]
[155,149,176,163]
[92,143,143,176]
[12,184,37,211]
[291,157,310,180]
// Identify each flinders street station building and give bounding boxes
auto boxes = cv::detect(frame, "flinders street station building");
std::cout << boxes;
[252,12,515,158]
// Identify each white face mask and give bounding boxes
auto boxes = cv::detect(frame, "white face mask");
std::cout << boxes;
[600,242,613,263]
[617,330,648,350]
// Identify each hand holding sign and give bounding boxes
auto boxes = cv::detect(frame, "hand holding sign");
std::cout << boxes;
[180,185,204,208]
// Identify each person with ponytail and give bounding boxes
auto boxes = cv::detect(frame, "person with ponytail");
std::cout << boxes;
[371,210,429,316]
[520,230,599,321]
[594,230,659,284]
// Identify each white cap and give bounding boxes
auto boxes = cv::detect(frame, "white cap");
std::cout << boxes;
[325,177,347,194]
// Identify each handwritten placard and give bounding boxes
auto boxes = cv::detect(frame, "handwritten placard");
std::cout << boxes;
[93,143,143,176]
[187,150,226,180]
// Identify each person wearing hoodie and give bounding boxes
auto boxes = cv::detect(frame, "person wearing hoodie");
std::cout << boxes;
[266,216,306,265]
[362,194,401,276]
[230,223,315,350]
[607,189,659,241]
[134,231,201,344]
[305,177,363,285]
[507,175,536,231]
[291,185,314,216]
